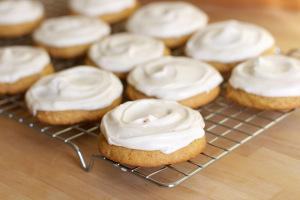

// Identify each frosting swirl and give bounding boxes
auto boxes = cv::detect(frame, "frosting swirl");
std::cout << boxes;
[0,46,50,83]
[0,0,44,25]
[70,0,136,16]
[127,56,223,100]
[126,2,208,38]
[229,55,300,97]
[26,66,123,114]
[101,99,205,154]
[33,16,110,47]
[186,20,275,63]
[88,33,166,73]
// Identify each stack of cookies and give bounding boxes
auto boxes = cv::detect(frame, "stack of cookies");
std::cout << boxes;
[1,0,299,167]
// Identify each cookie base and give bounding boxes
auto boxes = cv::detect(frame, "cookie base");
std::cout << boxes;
[126,84,221,109]
[0,17,43,38]
[99,134,206,167]
[71,3,138,24]
[35,42,92,59]
[162,33,194,49]
[226,84,300,110]
[98,3,138,24]
[0,64,54,95]
[33,97,122,125]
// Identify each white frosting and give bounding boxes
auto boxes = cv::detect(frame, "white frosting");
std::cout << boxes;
[0,46,50,83]
[0,0,44,25]
[25,66,123,114]
[128,56,223,101]
[126,2,208,38]
[229,55,300,97]
[88,33,166,73]
[186,20,275,63]
[33,16,110,47]
[69,0,136,16]
[101,99,205,154]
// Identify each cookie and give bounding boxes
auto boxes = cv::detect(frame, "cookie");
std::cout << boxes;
[0,0,44,37]
[126,56,223,108]
[26,66,123,125]
[69,0,138,24]
[33,16,110,59]
[0,46,54,94]
[126,2,208,48]
[99,99,207,167]
[227,55,300,110]
[186,20,275,74]
[87,33,170,79]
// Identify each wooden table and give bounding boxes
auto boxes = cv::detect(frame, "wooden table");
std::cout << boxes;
[1,1,300,199]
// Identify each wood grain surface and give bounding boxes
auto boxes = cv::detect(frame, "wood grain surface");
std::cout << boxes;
[1,1,300,199]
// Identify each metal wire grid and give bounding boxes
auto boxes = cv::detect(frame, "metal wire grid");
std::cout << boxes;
[0,93,291,187]
[94,96,291,187]
[0,94,100,170]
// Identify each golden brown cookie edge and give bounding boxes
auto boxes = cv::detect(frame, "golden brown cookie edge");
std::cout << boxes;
[34,97,122,125]
[98,134,206,167]
[226,84,300,110]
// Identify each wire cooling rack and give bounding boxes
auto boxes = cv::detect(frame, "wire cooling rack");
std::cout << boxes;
[0,0,294,188]
[0,93,292,187]
[96,98,291,187]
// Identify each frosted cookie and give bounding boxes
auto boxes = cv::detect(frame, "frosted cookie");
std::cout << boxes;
[0,0,44,37]
[0,46,53,94]
[87,33,170,79]
[126,1,208,48]
[126,56,223,108]
[186,20,276,74]
[25,66,123,125]
[227,55,300,110]
[69,0,138,24]
[99,99,206,167]
[33,16,110,59]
